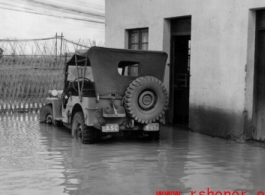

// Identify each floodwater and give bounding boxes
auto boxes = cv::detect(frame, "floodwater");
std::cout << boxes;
[0,113,264,195]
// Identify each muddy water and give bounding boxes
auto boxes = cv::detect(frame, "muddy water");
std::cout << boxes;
[0,113,264,195]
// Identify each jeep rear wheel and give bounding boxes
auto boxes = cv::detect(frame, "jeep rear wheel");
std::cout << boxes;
[148,131,160,140]
[72,112,97,144]
[124,76,168,124]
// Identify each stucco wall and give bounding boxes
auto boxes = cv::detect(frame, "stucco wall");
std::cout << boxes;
[105,0,265,139]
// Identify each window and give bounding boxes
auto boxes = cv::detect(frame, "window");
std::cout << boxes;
[118,61,140,76]
[128,28,148,50]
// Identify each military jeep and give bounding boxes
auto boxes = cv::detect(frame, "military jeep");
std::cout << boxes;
[40,47,168,144]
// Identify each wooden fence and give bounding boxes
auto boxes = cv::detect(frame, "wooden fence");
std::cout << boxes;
[0,56,66,113]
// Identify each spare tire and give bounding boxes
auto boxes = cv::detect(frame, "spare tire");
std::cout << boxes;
[124,76,168,124]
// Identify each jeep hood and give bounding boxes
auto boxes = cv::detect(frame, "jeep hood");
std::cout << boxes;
[66,47,168,96]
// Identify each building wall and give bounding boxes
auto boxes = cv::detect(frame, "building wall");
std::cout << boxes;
[105,0,265,139]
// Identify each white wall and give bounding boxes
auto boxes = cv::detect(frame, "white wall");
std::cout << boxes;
[105,0,265,138]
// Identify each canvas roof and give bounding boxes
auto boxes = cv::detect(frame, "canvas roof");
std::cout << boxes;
[66,46,168,96]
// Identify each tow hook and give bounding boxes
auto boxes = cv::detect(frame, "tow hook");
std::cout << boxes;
[126,119,135,128]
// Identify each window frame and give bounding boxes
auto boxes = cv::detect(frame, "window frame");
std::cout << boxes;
[128,28,149,50]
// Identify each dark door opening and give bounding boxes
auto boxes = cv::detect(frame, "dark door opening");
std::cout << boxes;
[169,17,191,126]
[254,10,265,138]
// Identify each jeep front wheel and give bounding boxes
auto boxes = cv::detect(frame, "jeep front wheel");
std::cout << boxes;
[40,104,53,125]
[72,112,97,144]
[124,76,168,124]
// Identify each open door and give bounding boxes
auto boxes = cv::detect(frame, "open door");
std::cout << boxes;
[169,17,191,126]
[254,10,265,139]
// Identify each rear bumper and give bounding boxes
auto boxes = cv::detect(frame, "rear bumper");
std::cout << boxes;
[101,123,159,133]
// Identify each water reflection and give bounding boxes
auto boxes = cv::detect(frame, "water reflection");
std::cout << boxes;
[0,113,264,195]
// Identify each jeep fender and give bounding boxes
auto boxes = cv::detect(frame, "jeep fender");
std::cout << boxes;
[45,97,62,121]
[71,103,95,127]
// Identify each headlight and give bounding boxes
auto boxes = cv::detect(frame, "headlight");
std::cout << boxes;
[48,90,58,97]
[51,90,58,97]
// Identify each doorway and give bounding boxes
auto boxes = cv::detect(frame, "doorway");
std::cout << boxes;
[169,17,191,126]
[254,10,265,139]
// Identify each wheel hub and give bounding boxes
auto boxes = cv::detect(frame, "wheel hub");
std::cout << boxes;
[138,91,156,110]
[76,124,82,139]
[143,95,152,105]
[46,114,52,124]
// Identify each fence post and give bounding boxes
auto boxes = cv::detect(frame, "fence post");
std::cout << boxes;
[55,33,57,63]
[60,33,63,60]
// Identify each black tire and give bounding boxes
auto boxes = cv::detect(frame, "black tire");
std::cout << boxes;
[148,131,160,141]
[39,104,53,125]
[71,112,97,144]
[124,76,168,124]
[39,104,60,126]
